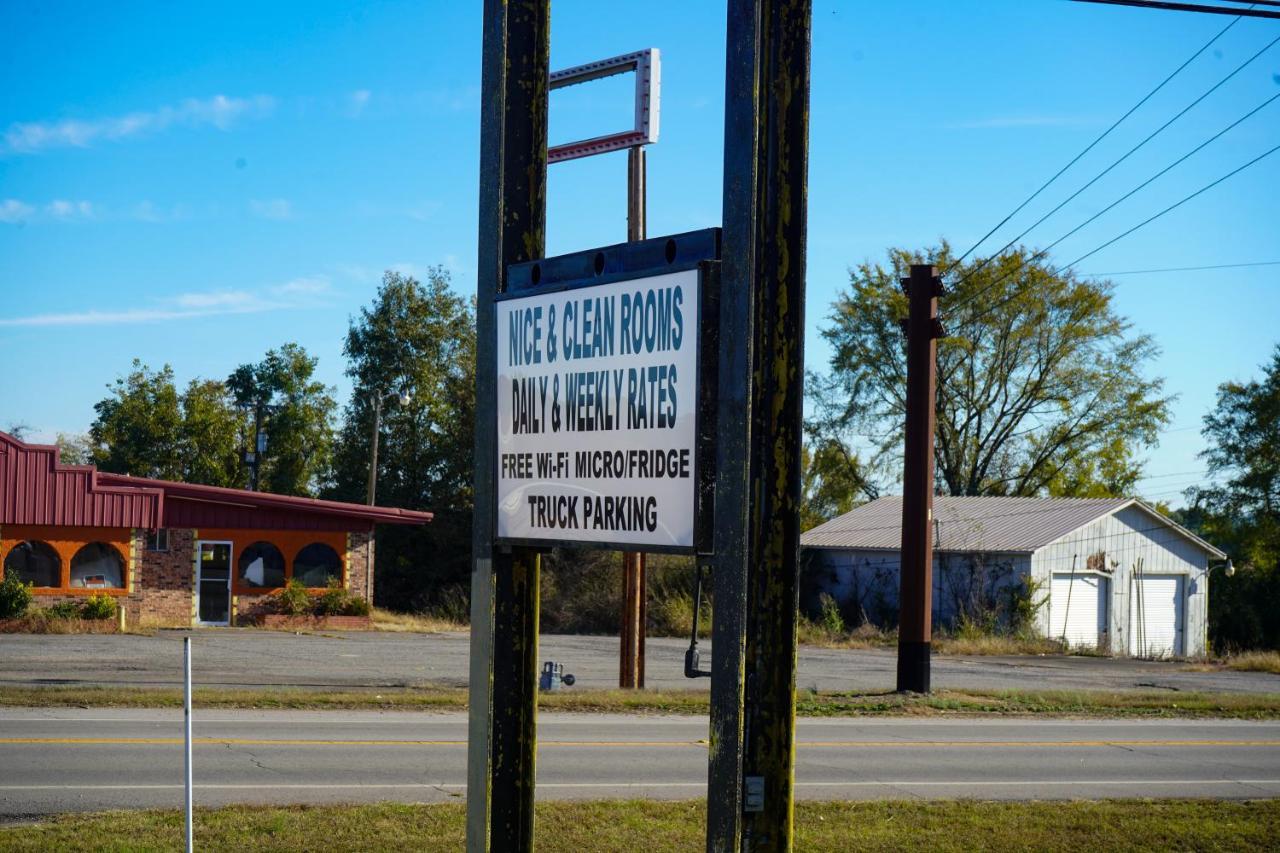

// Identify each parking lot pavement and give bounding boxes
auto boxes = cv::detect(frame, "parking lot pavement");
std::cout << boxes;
[1,630,1277,694]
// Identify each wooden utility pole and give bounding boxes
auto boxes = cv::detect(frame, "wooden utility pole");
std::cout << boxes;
[466,1,549,850]
[709,0,812,849]
[620,146,648,689]
[896,264,944,694]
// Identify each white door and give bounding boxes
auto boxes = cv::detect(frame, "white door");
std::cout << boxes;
[1129,574,1184,658]
[1050,573,1106,649]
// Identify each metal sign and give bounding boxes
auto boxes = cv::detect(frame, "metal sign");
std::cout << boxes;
[494,230,718,552]
[549,48,660,163]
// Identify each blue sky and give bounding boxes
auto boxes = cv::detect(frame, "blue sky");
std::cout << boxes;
[2,0,1278,506]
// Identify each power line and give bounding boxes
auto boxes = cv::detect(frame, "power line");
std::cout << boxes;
[1063,141,1280,269]
[1081,260,1280,275]
[948,7,1249,270]
[1072,0,1280,20]
[953,31,1280,292]
[950,139,1280,316]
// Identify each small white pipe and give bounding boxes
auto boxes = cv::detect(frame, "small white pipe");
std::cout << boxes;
[184,636,194,853]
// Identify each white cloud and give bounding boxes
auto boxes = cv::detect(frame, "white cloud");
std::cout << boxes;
[272,276,331,296]
[348,89,372,117]
[249,198,293,220]
[2,94,276,154]
[172,290,262,309]
[0,276,328,328]
[45,200,94,220]
[0,199,34,223]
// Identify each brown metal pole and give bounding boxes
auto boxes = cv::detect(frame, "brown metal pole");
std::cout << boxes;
[896,264,943,694]
[620,145,648,689]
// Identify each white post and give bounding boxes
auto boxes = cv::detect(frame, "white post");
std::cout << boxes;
[184,636,194,853]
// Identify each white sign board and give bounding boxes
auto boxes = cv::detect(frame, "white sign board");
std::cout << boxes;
[496,268,700,548]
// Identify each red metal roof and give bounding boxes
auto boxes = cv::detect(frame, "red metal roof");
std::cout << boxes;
[0,432,163,528]
[0,431,432,531]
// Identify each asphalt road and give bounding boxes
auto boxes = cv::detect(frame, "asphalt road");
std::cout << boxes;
[2,631,1278,694]
[1,709,1278,818]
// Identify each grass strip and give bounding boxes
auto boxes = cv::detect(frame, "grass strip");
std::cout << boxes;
[1,799,1278,852]
[2,684,1280,718]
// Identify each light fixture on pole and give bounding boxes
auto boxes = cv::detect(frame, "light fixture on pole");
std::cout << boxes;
[367,386,412,506]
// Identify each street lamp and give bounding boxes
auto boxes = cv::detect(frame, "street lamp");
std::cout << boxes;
[367,387,411,506]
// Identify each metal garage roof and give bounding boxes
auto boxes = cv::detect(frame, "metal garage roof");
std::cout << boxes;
[802,496,1135,553]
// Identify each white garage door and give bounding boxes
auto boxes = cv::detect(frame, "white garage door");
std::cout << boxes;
[1129,575,1184,658]
[1050,573,1106,649]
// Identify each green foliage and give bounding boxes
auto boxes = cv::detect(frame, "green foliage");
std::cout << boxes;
[808,243,1171,499]
[272,579,312,617]
[55,432,93,465]
[44,601,81,619]
[326,269,477,609]
[801,439,874,530]
[90,360,184,479]
[89,361,250,487]
[0,573,33,619]
[79,593,117,621]
[817,592,845,635]
[179,379,246,487]
[341,595,371,617]
[227,343,337,497]
[316,580,350,616]
[1183,345,1280,652]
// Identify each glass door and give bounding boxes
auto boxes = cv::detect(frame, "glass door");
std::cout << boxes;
[196,541,232,625]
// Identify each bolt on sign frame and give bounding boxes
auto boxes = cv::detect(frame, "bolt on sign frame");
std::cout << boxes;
[466,1,811,850]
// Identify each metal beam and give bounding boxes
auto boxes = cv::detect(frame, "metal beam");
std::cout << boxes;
[467,1,549,851]
[896,265,943,695]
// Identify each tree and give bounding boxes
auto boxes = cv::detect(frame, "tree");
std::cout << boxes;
[179,379,246,487]
[227,343,336,496]
[55,433,93,465]
[1184,344,1280,651]
[801,438,876,530]
[90,360,184,479]
[328,269,476,609]
[89,361,250,486]
[808,243,1171,499]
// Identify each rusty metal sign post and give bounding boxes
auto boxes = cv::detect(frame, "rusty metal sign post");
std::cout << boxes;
[466,2,812,850]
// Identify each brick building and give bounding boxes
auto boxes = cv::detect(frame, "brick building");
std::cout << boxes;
[0,430,432,626]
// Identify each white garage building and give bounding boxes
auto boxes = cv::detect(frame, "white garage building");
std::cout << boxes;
[801,496,1225,658]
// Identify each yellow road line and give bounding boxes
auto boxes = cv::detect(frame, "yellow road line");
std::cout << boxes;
[2,737,1279,748]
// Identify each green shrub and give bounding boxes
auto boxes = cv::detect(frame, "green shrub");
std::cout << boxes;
[272,579,312,617]
[818,592,846,635]
[316,580,348,616]
[80,593,117,621]
[44,601,81,619]
[0,572,33,619]
[341,595,371,617]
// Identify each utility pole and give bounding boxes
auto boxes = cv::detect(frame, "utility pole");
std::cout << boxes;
[709,0,812,848]
[367,389,410,506]
[466,1,548,849]
[620,145,647,690]
[242,406,267,492]
[896,264,944,694]
[367,395,383,506]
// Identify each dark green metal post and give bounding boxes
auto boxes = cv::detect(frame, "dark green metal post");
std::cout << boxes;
[467,1,549,851]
